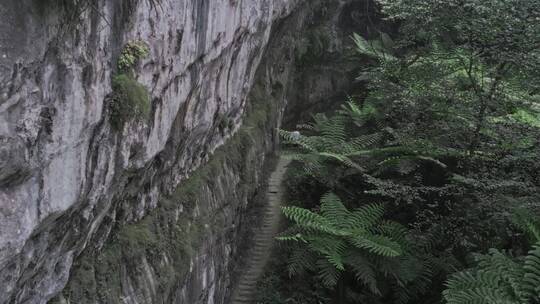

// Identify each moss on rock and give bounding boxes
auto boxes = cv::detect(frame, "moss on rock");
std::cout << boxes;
[109,74,151,130]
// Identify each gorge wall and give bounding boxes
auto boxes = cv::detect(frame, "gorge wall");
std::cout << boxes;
[0,0,369,303]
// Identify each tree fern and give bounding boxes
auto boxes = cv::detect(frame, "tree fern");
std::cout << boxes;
[279,99,455,183]
[279,192,408,291]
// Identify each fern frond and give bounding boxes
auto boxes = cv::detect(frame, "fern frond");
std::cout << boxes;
[320,193,352,229]
[278,129,318,152]
[444,287,515,304]
[279,194,414,297]
[281,206,345,236]
[475,249,524,299]
[349,233,402,257]
[373,220,410,252]
[276,233,306,242]
[352,33,396,61]
[316,259,341,288]
[521,243,540,301]
[444,270,498,293]
[318,152,365,171]
[348,133,385,150]
[444,269,519,304]
[320,116,347,144]
[287,246,316,277]
[395,257,436,303]
[443,216,540,304]
[339,98,379,126]
[296,123,315,131]
[344,251,381,295]
[306,236,347,271]
[346,203,385,230]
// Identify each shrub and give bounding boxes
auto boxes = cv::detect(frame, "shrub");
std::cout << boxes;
[117,40,150,72]
[110,74,150,129]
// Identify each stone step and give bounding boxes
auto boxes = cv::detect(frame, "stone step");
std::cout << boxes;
[238,281,258,287]
[231,157,292,304]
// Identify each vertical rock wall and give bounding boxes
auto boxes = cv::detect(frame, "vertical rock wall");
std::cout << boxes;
[0,0,299,302]
[0,0,374,303]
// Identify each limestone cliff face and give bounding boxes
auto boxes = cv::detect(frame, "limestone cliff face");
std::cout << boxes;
[0,0,298,302]
[0,0,366,303]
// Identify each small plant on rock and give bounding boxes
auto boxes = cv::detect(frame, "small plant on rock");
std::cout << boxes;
[117,40,150,73]
[110,74,150,130]
[110,41,151,130]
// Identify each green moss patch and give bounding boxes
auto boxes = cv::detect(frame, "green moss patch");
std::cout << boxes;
[109,74,151,130]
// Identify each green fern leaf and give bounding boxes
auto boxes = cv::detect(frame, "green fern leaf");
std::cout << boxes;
[349,233,402,257]
[521,243,540,301]
[320,193,352,229]
[281,206,345,236]
[346,203,385,230]
[316,259,341,288]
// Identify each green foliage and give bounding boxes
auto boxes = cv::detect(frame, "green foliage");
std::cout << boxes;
[254,244,332,304]
[278,193,439,300]
[108,40,151,130]
[109,74,150,129]
[443,217,540,304]
[492,108,540,130]
[372,0,540,153]
[117,40,150,72]
[352,32,396,61]
[338,0,540,256]
[279,100,379,181]
[275,1,540,302]
[280,193,402,257]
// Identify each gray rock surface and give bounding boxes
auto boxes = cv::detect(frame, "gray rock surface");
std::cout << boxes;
[0,0,299,302]
[0,0,370,303]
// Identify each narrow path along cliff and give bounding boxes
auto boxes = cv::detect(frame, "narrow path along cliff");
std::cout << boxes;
[231,156,292,304]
